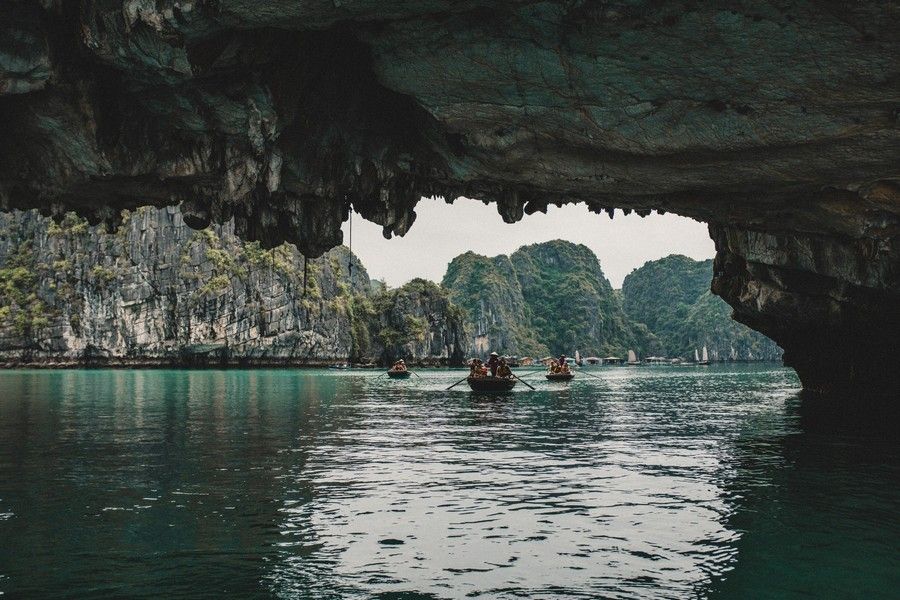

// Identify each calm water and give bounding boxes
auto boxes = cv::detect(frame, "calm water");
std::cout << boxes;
[0,366,896,599]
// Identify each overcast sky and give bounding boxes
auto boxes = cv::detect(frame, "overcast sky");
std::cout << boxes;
[340,197,714,289]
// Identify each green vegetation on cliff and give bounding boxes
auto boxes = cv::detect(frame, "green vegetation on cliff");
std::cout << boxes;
[443,252,547,357]
[443,240,639,357]
[512,241,637,356]
[622,255,781,360]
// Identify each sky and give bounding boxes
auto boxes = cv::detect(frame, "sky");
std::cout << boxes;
[340,197,714,289]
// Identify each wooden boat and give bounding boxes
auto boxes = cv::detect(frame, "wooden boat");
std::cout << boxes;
[546,372,574,382]
[387,370,412,379]
[467,376,516,392]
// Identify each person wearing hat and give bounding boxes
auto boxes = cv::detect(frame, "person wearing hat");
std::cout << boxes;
[487,352,500,377]
[391,359,407,372]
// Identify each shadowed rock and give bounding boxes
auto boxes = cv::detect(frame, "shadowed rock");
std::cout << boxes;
[0,1,897,398]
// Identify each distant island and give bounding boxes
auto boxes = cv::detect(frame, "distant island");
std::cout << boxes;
[0,207,780,367]
[443,240,781,362]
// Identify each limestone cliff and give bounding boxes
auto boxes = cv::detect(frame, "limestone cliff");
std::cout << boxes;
[623,255,782,361]
[0,208,463,366]
[443,240,645,358]
[362,279,467,366]
[442,252,548,358]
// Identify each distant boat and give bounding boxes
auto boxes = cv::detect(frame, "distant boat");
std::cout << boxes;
[698,346,710,366]
[694,349,700,362]
[574,350,582,366]
[626,350,640,366]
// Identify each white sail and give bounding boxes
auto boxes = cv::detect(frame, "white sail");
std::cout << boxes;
[694,349,699,362]
[702,346,709,362]
[627,349,637,363]
[575,350,581,365]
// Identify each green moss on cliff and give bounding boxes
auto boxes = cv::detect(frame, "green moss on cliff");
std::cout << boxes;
[622,255,781,360]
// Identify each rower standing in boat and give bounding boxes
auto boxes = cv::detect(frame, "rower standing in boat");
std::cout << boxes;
[486,352,500,377]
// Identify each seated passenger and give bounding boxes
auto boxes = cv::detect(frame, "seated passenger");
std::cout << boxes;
[469,358,481,377]
[496,359,512,379]
[391,359,407,372]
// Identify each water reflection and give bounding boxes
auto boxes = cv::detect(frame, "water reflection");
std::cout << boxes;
[0,366,896,599]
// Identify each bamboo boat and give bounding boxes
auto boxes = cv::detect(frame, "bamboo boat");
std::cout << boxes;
[467,376,516,392]
[546,372,575,382]
[387,370,412,379]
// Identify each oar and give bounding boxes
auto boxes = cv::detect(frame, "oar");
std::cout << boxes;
[510,372,536,390]
[410,371,422,379]
[446,376,469,390]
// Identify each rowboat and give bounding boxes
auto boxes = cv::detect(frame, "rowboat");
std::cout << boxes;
[467,376,516,392]
[387,370,412,379]
[545,372,574,382]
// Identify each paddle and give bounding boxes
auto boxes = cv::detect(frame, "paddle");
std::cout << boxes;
[446,375,469,390]
[510,372,536,390]
[410,371,422,379]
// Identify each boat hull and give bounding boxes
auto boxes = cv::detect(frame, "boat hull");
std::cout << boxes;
[467,376,516,392]
[387,370,412,379]
[545,373,575,382]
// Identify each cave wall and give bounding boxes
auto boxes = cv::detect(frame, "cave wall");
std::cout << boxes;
[1,1,898,395]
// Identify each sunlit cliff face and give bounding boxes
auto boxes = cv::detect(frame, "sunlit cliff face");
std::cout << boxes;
[0,1,898,397]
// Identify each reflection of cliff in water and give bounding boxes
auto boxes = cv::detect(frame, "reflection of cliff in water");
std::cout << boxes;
[704,395,900,598]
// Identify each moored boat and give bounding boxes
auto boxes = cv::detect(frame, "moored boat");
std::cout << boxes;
[626,349,641,366]
[697,345,710,366]
[387,370,412,379]
[546,372,575,382]
[467,376,516,392]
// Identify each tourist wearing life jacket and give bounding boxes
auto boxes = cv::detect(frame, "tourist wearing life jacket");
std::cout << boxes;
[391,359,407,372]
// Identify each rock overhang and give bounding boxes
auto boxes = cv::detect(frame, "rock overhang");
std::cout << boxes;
[0,0,898,396]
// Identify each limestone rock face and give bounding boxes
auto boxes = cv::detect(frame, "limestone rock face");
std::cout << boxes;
[0,207,372,364]
[365,279,467,366]
[711,224,899,396]
[0,2,898,394]
[0,206,467,366]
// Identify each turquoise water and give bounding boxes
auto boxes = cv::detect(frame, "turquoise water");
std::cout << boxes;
[0,365,896,599]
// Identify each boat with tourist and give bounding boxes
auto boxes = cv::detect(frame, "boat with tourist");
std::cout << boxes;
[387,359,412,378]
[546,372,575,382]
[467,376,517,392]
[546,354,575,381]
[626,350,641,366]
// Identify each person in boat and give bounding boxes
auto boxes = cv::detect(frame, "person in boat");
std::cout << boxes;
[486,352,500,377]
[469,358,487,378]
[548,359,559,374]
[496,358,512,379]
[557,355,570,374]
[390,359,407,372]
